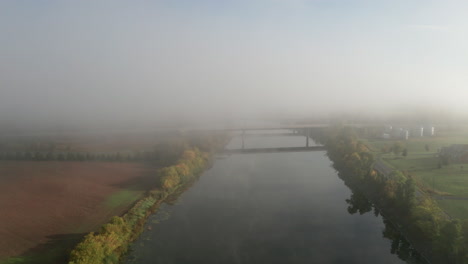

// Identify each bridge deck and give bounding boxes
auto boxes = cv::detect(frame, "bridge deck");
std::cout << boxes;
[223,146,326,154]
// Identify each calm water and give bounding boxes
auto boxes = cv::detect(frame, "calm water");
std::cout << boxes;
[125,133,408,264]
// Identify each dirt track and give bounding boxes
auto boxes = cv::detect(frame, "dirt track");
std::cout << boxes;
[0,161,154,258]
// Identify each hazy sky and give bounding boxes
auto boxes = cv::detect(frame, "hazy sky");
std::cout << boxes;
[1,0,468,125]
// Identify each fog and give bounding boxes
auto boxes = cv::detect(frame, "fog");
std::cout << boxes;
[1,0,468,129]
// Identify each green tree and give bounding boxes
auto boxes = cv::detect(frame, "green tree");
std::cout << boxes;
[440,154,450,166]
[436,220,462,263]
[392,142,404,155]
[425,144,430,152]
[412,202,441,241]
[57,153,65,161]
[402,148,408,157]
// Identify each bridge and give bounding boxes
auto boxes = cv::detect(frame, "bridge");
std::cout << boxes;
[211,124,330,131]
[192,122,376,154]
[223,146,326,154]
[189,123,376,132]
[220,126,326,154]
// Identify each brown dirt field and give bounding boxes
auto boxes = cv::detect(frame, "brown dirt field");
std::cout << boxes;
[0,161,156,259]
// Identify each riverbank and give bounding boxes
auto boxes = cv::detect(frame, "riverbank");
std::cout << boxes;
[0,132,229,264]
[68,148,211,264]
[317,127,468,264]
[363,131,468,220]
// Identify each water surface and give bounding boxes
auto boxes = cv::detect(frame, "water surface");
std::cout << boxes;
[126,133,407,264]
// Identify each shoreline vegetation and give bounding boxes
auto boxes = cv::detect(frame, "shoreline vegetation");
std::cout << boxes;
[0,132,228,264]
[67,132,230,264]
[68,147,211,264]
[313,127,468,264]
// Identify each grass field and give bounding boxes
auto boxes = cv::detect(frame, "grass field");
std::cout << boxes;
[383,156,439,171]
[436,199,468,220]
[0,161,156,263]
[104,189,144,210]
[412,165,468,196]
[364,129,468,154]
[364,131,468,219]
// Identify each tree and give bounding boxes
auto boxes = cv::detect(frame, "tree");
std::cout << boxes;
[392,142,404,155]
[400,177,415,212]
[440,154,450,166]
[436,220,462,262]
[46,152,55,160]
[115,152,122,162]
[412,198,442,241]
[159,167,180,190]
[402,148,408,157]
[57,153,65,161]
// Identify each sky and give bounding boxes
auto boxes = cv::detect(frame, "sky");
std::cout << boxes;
[1,0,468,127]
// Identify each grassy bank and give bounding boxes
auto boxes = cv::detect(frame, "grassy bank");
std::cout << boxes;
[67,148,210,264]
[320,127,468,264]
[364,131,468,220]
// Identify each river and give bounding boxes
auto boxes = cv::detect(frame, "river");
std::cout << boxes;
[125,132,417,264]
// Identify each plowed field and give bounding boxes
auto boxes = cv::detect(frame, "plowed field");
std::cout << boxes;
[0,161,155,259]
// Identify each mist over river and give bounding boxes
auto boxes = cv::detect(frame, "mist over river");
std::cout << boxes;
[125,131,409,264]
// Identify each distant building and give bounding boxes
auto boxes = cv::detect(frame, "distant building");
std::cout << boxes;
[381,133,390,139]
[381,124,435,140]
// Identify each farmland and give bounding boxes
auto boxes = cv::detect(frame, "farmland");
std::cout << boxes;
[363,129,468,219]
[0,161,155,263]
[0,130,228,263]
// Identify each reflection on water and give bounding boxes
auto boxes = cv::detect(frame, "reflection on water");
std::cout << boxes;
[344,187,426,264]
[125,135,420,264]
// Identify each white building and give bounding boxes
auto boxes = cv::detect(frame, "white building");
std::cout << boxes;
[381,133,390,139]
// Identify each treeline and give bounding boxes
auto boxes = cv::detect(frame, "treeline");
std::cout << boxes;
[0,132,229,164]
[0,151,139,162]
[324,126,468,264]
[0,141,72,152]
[68,148,210,264]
